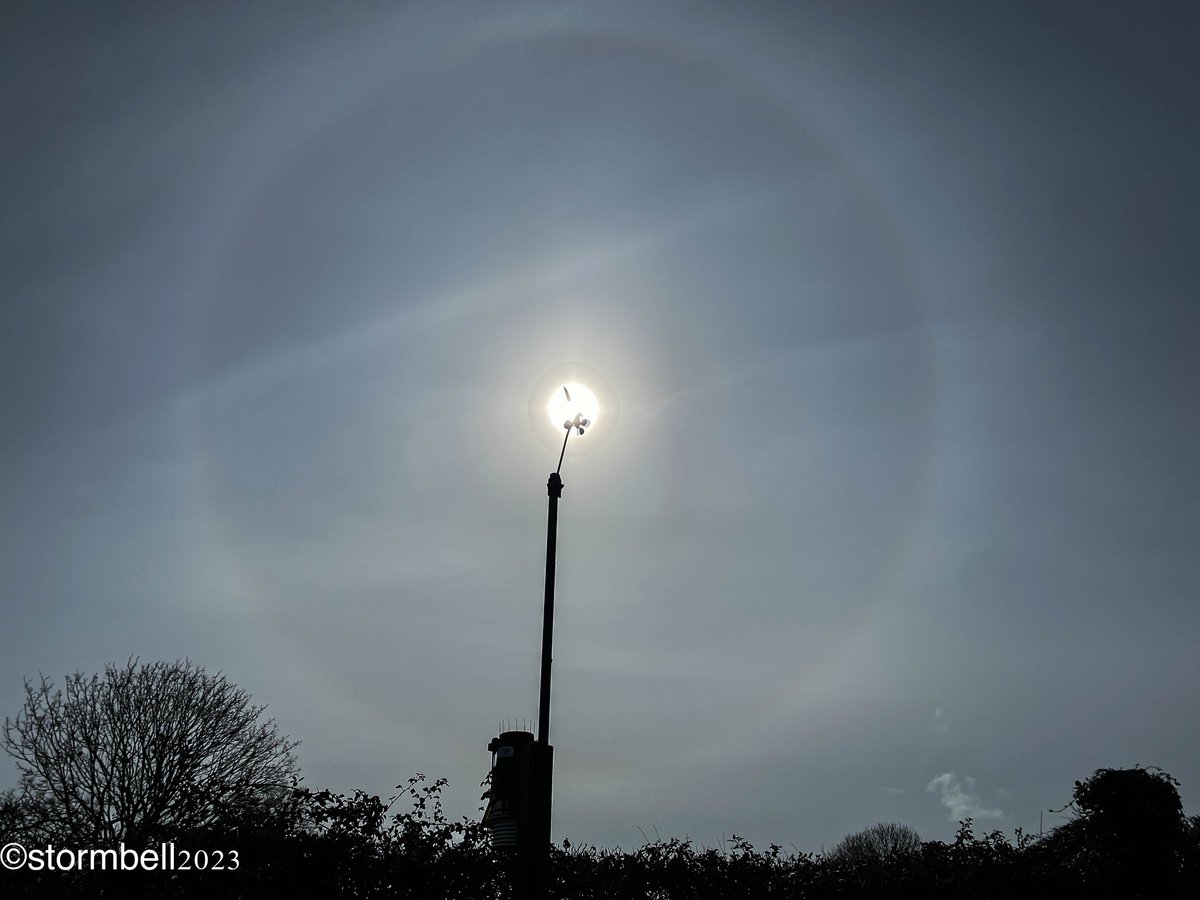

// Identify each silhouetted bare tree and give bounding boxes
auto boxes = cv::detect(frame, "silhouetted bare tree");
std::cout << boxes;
[2,658,298,846]
[829,821,922,866]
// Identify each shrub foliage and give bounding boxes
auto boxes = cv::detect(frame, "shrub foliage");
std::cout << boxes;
[1,664,1195,897]
[2,766,1196,898]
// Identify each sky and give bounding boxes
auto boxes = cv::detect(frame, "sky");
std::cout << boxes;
[2,1,1198,854]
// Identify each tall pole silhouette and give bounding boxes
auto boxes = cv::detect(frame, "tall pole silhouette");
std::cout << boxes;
[526,396,588,899]
[539,399,585,743]
[537,470,561,746]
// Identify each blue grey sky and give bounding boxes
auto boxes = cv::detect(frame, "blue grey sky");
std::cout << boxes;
[2,2,1197,852]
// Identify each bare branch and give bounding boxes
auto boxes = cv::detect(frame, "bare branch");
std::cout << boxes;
[1,659,299,846]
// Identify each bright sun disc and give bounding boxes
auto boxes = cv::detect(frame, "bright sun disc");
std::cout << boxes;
[547,382,599,435]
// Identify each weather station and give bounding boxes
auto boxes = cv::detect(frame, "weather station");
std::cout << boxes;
[483,366,615,900]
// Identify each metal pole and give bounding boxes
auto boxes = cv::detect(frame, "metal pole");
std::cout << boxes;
[537,472,561,744]
[525,471,562,900]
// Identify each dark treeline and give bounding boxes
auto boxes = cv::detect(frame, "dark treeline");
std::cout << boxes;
[1,662,1197,897]
[3,768,1199,899]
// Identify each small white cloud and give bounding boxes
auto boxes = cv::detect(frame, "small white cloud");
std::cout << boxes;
[926,773,1004,822]
[933,707,950,733]
[882,787,905,795]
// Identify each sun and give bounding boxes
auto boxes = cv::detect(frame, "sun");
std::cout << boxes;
[527,362,618,456]
[546,382,599,436]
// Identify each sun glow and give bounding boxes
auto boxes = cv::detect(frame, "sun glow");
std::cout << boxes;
[528,363,618,456]
[547,382,599,436]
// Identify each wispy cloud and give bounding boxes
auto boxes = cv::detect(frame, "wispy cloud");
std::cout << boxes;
[925,773,1005,822]
[933,707,950,733]
[882,787,905,795]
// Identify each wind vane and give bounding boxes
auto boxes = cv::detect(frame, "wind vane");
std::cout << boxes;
[556,385,590,474]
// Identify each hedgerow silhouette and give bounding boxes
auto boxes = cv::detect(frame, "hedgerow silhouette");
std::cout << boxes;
[3,766,1197,898]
